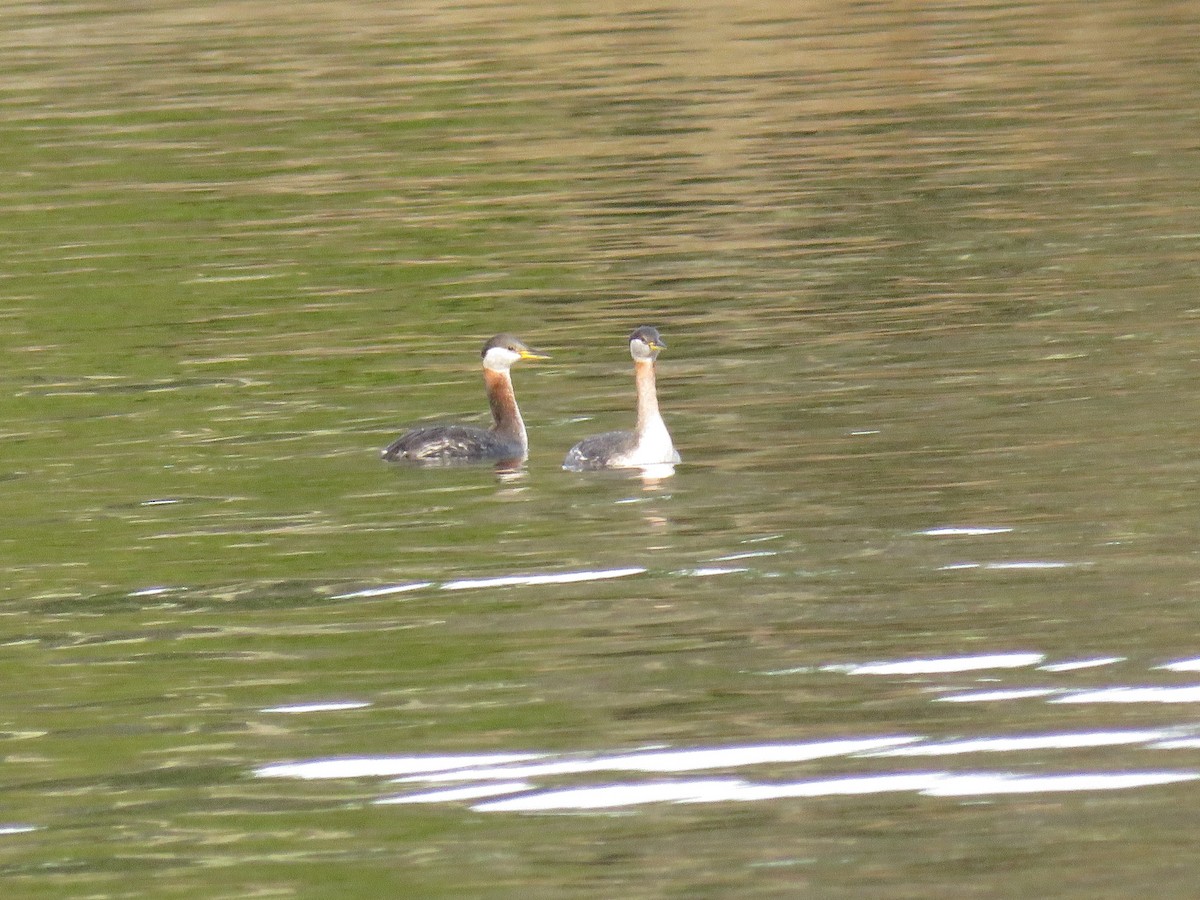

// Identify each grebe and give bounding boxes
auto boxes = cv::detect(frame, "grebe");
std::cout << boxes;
[381,334,549,463]
[563,325,681,471]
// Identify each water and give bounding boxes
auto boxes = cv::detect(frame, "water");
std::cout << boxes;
[2,1,1200,895]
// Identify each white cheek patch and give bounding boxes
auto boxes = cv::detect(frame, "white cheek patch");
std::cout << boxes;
[630,342,656,361]
[483,347,520,371]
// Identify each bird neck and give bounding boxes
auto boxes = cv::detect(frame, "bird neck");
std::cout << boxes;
[484,367,526,446]
[634,358,665,437]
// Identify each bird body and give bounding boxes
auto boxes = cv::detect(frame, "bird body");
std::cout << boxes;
[563,326,680,471]
[381,423,523,462]
[382,334,547,463]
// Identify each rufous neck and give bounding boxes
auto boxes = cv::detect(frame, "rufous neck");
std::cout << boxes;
[634,358,663,436]
[484,367,526,445]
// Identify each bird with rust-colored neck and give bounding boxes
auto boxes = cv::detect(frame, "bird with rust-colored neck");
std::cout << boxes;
[382,334,549,463]
[563,326,681,471]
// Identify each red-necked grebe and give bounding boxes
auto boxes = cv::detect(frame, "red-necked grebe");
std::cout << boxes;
[563,325,681,471]
[382,334,549,463]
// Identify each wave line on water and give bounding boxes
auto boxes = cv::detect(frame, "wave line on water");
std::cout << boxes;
[1156,658,1200,672]
[823,652,1045,676]
[1051,685,1200,704]
[440,567,646,591]
[467,770,1200,811]
[255,753,546,780]
[261,701,371,714]
[331,582,434,600]
[935,688,1062,703]
[390,737,920,785]
[376,782,534,805]
[331,568,647,600]
[255,727,1200,813]
[919,526,1013,536]
[862,729,1176,757]
[939,561,1078,571]
[1039,657,1126,672]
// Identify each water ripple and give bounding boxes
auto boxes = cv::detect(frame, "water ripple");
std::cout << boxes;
[440,567,646,591]
[1039,657,1126,672]
[390,738,918,784]
[936,688,1063,703]
[331,582,434,600]
[256,753,546,780]
[469,772,1200,810]
[257,727,1200,812]
[329,568,644,600]
[261,701,371,714]
[1052,686,1200,704]
[822,652,1045,676]
[919,526,1014,536]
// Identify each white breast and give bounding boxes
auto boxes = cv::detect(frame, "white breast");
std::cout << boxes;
[612,416,680,467]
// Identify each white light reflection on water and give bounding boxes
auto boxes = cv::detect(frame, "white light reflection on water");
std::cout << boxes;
[261,701,371,714]
[376,782,534,805]
[128,586,182,597]
[936,688,1062,703]
[258,728,1200,813]
[1150,738,1200,749]
[938,561,1078,571]
[471,780,749,811]
[861,730,1175,757]
[636,463,676,482]
[329,568,645,600]
[822,652,1045,676]
[467,772,1200,811]
[919,772,1199,797]
[332,582,433,600]
[1039,657,1126,672]
[1052,686,1200,704]
[327,554,786,604]
[255,753,546,780]
[440,567,646,591]
[607,464,678,486]
[252,648,1200,814]
[1156,658,1200,672]
[389,738,919,785]
[919,526,1014,536]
